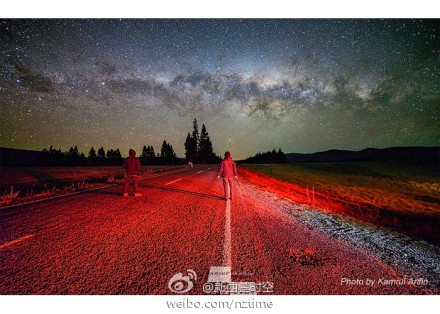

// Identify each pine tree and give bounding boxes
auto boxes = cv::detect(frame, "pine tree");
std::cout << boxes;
[166,143,176,158]
[142,145,157,159]
[88,147,97,159]
[184,132,192,160]
[141,145,148,159]
[198,124,215,163]
[88,147,97,165]
[79,152,87,166]
[67,146,80,165]
[192,118,199,150]
[97,146,106,165]
[160,140,168,158]
[97,147,105,158]
[147,146,155,158]
[39,145,66,166]
[184,119,220,163]
[106,149,114,159]
[184,119,200,162]
[141,145,156,165]
[277,148,287,163]
[115,149,122,160]
[160,140,177,163]
[244,148,287,164]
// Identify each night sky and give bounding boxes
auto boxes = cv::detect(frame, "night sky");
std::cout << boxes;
[0,19,439,159]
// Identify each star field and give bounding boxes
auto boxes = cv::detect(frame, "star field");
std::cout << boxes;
[0,19,439,158]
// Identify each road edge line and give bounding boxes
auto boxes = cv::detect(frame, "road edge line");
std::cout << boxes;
[0,167,195,211]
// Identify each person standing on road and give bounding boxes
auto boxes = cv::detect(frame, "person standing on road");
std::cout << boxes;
[217,151,238,200]
[123,149,142,197]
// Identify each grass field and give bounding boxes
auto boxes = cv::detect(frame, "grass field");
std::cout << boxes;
[240,162,440,244]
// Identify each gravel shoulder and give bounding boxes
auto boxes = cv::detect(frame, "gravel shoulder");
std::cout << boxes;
[237,180,439,294]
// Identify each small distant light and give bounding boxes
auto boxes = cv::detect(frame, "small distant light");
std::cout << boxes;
[16,79,21,83]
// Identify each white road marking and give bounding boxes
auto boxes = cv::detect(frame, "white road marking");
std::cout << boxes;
[0,234,35,250]
[207,167,211,170]
[223,199,232,272]
[197,171,203,173]
[165,178,182,185]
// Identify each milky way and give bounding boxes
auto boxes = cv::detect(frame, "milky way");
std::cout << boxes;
[0,19,438,158]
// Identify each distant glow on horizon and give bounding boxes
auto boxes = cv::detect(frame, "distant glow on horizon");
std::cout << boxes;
[0,19,439,159]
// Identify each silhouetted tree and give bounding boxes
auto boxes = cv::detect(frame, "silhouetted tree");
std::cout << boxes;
[141,145,148,159]
[79,152,87,166]
[198,124,218,163]
[88,147,97,165]
[184,119,220,163]
[97,146,106,165]
[184,119,199,162]
[36,145,122,166]
[66,146,80,165]
[277,148,287,163]
[244,148,287,164]
[160,140,177,164]
[104,148,122,165]
[141,145,156,164]
[115,149,122,160]
[184,132,192,161]
[106,148,114,165]
[39,146,67,166]
[192,118,199,152]
[147,146,155,158]
[106,148,114,159]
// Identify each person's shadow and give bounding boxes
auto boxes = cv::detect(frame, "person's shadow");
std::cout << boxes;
[139,184,223,200]
[91,190,121,196]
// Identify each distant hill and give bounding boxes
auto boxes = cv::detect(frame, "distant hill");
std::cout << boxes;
[0,147,41,166]
[286,147,440,163]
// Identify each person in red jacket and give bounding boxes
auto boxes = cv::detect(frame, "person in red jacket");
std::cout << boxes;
[123,149,141,197]
[217,151,238,200]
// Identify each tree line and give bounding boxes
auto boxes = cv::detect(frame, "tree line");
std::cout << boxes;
[36,119,218,166]
[37,140,179,166]
[243,149,287,164]
[139,140,178,165]
[1,119,288,167]
[39,145,123,166]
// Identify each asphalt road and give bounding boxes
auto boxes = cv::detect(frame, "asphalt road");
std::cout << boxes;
[0,166,436,294]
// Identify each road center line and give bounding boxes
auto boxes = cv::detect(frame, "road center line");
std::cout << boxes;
[165,178,182,185]
[0,234,35,250]
[197,171,203,173]
[223,200,232,274]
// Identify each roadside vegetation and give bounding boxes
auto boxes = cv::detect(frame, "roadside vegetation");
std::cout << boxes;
[241,162,440,244]
[0,165,186,207]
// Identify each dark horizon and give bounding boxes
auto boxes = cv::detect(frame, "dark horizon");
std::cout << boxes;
[1,144,439,161]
